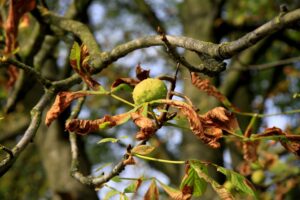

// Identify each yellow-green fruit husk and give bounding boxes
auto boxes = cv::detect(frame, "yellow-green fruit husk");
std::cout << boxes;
[251,170,265,184]
[132,78,167,105]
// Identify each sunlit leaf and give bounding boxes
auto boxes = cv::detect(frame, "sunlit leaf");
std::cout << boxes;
[131,145,155,155]
[111,176,122,183]
[97,137,119,144]
[70,41,81,70]
[103,190,119,200]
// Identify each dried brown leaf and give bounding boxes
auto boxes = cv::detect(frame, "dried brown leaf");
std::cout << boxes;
[4,0,36,53]
[144,180,159,200]
[45,91,89,126]
[243,141,259,162]
[160,100,222,148]
[201,107,240,134]
[136,64,150,81]
[65,112,130,135]
[191,72,225,102]
[258,127,300,157]
[131,112,156,140]
[111,78,140,88]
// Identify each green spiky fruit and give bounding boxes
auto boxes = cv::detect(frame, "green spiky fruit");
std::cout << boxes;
[132,78,167,105]
[251,170,265,184]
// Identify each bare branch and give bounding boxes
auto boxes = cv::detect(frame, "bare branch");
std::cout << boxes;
[0,92,55,176]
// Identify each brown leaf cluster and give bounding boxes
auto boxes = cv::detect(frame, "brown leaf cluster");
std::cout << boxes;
[3,0,36,88]
[161,100,239,148]
[45,91,89,126]
[131,112,157,140]
[70,44,100,90]
[200,107,240,148]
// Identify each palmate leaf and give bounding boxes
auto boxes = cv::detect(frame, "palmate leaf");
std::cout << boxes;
[180,163,207,197]
[123,178,143,193]
[189,160,234,200]
[103,189,119,200]
[217,166,258,199]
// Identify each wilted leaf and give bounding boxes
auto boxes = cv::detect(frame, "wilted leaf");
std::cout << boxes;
[159,180,191,200]
[243,141,259,162]
[4,0,36,53]
[131,145,156,155]
[217,166,257,199]
[69,42,100,90]
[136,64,150,81]
[144,180,159,200]
[111,78,140,89]
[255,127,300,157]
[45,91,89,126]
[6,65,18,89]
[124,178,143,193]
[131,112,156,140]
[180,163,207,197]
[66,112,131,135]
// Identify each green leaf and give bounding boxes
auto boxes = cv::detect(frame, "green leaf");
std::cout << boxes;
[123,179,142,193]
[131,145,155,155]
[99,121,113,130]
[70,41,81,70]
[111,176,122,183]
[217,166,257,199]
[103,190,119,200]
[180,163,207,197]
[189,160,234,200]
[111,83,133,93]
[97,137,119,144]
[120,194,129,200]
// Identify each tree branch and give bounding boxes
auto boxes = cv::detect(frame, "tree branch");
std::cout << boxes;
[0,92,55,176]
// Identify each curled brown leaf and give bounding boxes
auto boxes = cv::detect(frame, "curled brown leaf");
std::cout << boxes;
[131,112,156,140]
[45,91,89,126]
[65,112,131,135]
[191,72,225,102]
[243,141,259,162]
[111,78,140,88]
[136,64,150,81]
